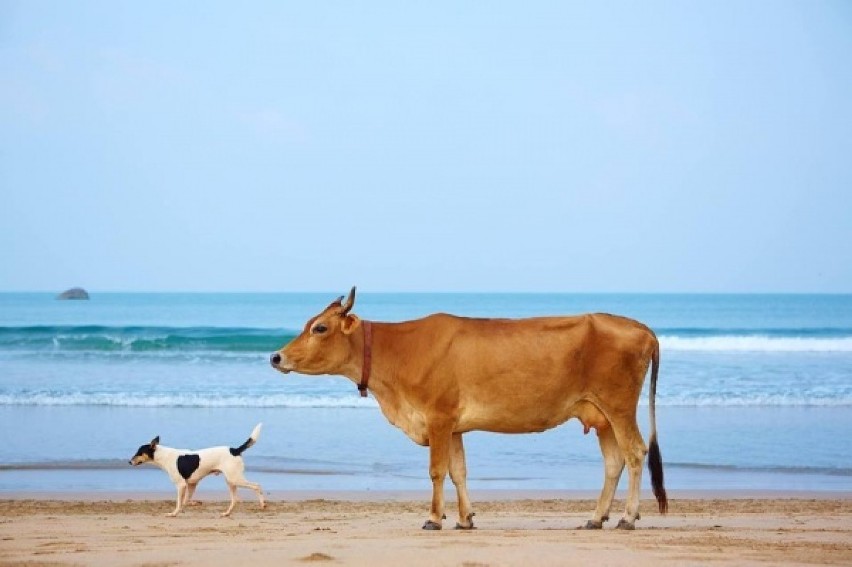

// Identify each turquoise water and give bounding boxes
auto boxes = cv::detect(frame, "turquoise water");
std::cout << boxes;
[1,292,851,493]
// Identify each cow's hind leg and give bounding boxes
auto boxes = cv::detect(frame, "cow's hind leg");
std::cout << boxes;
[449,433,475,529]
[611,418,647,530]
[582,423,624,529]
[423,423,453,530]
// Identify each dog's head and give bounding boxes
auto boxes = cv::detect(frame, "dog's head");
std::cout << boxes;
[129,436,159,465]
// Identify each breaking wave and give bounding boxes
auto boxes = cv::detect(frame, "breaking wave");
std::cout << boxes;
[3,325,852,355]
[0,325,295,355]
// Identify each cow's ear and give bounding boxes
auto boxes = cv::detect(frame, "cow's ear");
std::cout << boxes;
[341,314,361,335]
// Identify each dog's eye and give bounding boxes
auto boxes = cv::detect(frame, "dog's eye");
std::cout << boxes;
[312,324,328,335]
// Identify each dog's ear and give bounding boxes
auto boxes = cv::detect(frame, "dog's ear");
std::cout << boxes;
[150,436,160,448]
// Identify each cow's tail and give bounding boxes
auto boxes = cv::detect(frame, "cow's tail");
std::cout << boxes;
[230,423,262,457]
[648,340,668,514]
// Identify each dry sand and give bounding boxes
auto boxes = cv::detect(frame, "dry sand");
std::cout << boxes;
[1,493,851,566]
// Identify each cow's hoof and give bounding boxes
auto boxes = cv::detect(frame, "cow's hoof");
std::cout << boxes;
[422,520,442,530]
[454,513,476,530]
[580,520,603,530]
[615,519,635,530]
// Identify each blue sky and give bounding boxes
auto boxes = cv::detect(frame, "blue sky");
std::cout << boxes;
[1,1,850,292]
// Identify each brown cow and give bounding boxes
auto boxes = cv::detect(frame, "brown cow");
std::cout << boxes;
[270,288,667,530]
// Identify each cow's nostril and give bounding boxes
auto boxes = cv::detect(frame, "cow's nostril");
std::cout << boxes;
[270,353,281,366]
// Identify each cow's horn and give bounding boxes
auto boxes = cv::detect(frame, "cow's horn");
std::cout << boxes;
[340,286,357,315]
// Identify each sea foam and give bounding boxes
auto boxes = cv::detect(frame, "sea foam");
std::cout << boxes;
[659,335,852,352]
[2,391,850,408]
[0,392,378,409]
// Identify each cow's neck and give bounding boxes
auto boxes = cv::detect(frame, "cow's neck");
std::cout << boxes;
[342,321,391,402]
[345,321,428,445]
[347,320,392,404]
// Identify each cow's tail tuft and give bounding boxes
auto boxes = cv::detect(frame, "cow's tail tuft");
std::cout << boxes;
[648,341,668,514]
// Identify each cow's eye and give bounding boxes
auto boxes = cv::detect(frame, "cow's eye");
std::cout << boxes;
[312,324,328,334]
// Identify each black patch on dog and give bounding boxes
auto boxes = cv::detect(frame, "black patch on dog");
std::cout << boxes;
[177,454,201,480]
[133,443,155,460]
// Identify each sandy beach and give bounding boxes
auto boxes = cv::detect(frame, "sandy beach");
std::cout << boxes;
[1,492,850,566]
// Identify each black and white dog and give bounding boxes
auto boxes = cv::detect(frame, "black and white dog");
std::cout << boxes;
[130,423,266,517]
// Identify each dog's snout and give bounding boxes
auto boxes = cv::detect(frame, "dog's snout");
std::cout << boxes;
[270,353,281,367]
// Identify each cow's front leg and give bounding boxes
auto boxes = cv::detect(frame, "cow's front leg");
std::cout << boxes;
[449,433,475,529]
[423,424,452,530]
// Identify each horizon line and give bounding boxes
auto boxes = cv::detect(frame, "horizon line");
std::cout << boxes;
[2,289,851,296]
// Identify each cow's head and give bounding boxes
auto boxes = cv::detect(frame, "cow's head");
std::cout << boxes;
[270,286,362,376]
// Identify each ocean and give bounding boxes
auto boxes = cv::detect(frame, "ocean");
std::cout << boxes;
[1,292,851,494]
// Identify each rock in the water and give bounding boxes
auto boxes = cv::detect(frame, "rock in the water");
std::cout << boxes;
[57,287,90,300]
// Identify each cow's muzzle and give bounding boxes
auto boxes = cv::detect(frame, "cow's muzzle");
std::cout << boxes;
[270,353,291,373]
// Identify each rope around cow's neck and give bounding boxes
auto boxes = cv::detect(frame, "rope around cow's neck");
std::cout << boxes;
[358,320,372,397]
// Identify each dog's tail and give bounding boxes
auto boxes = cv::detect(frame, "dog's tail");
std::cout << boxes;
[230,423,262,457]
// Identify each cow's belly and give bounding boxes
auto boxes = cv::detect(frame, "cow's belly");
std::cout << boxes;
[458,396,585,434]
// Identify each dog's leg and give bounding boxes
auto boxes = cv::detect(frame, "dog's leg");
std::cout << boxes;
[226,471,266,511]
[238,477,266,510]
[184,482,202,506]
[221,482,238,517]
[167,483,186,517]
